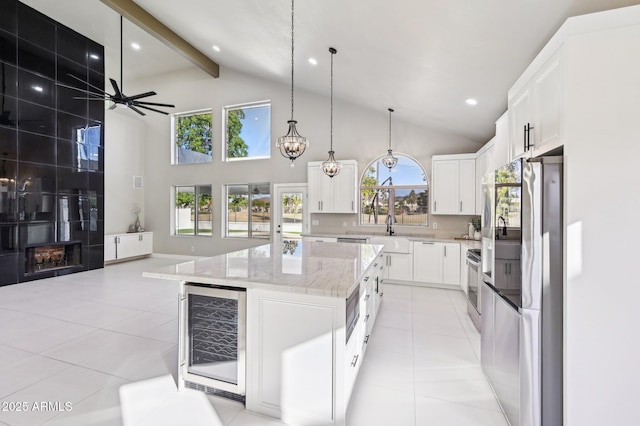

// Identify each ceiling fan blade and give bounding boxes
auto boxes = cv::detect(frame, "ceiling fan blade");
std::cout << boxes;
[66,73,110,96]
[126,91,157,101]
[73,97,108,101]
[134,104,170,115]
[56,82,107,97]
[110,79,123,98]
[134,100,176,108]
[128,105,147,116]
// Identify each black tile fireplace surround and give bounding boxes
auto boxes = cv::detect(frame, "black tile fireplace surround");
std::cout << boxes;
[0,0,105,286]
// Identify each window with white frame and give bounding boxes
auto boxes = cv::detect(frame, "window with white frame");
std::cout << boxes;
[172,110,213,164]
[174,185,212,235]
[225,183,270,239]
[224,102,270,161]
[360,155,429,226]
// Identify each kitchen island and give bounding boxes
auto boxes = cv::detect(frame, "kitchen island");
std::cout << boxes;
[144,240,384,425]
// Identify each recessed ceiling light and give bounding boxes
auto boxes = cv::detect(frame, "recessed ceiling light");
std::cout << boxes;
[131,42,141,50]
[212,45,221,52]
[308,57,317,66]
[89,53,100,60]
[32,86,43,92]
[465,98,478,106]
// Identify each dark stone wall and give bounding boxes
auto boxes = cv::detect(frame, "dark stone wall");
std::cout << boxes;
[0,0,105,286]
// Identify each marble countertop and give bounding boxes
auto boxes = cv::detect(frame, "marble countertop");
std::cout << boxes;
[143,241,383,298]
[305,233,483,250]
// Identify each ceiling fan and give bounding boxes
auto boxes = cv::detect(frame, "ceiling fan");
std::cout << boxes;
[63,15,175,116]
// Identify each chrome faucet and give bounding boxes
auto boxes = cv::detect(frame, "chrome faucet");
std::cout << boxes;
[498,215,507,237]
[386,214,395,236]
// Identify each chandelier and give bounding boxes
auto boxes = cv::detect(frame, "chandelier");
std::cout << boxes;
[276,0,308,167]
[322,47,341,178]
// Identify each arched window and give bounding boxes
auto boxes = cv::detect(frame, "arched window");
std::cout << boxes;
[360,154,429,226]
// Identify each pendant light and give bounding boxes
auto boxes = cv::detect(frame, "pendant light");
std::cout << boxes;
[322,47,341,178]
[381,108,398,170]
[276,0,308,167]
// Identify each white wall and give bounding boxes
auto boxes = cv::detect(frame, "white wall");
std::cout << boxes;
[112,65,480,256]
[104,111,146,235]
[565,23,640,425]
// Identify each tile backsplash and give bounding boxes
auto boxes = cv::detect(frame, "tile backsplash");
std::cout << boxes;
[310,213,480,239]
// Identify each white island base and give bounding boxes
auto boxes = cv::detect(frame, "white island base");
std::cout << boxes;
[145,242,384,425]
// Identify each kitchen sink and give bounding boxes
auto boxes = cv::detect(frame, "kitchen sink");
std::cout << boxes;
[494,240,520,259]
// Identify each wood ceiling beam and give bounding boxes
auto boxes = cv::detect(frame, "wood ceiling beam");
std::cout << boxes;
[99,0,219,78]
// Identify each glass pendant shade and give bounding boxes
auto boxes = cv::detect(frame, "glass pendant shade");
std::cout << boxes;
[322,150,341,177]
[277,120,308,166]
[382,108,397,170]
[382,149,398,169]
[277,0,308,166]
[322,47,341,178]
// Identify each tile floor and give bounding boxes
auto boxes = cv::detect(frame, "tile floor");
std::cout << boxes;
[0,257,508,426]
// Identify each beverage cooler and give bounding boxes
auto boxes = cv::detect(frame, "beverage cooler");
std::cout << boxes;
[179,283,246,401]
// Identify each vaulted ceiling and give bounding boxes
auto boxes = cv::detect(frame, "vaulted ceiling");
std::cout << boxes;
[21,0,640,143]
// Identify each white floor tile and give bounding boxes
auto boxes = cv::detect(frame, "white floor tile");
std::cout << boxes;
[412,286,452,302]
[6,321,97,354]
[414,394,509,426]
[366,326,413,356]
[412,314,467,338]
[42,330,175,378]
[43,381,126,426]
[104,311,174,337]
[356,348,414,393]
[347,382,415,426]
[227,411,286,426]
[374,306,413,330]
[414,332,480,366]
[0,366,124,426]
[206,395,245,426]
[0,355,72,399]
[0,345,32,366]
[382,283,412,300]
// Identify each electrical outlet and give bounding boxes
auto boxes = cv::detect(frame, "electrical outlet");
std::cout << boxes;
[432,222,438,229]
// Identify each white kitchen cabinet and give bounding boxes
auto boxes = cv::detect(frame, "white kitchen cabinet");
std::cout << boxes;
[307,160,358,213]
[508,49,564,161]
[412,241,460,287]
[369,236,413,283]
[104,232,153,262]
[412,242,442,283]
[431,154,476,215]
[474,142,493,216]
[460,246,470,295]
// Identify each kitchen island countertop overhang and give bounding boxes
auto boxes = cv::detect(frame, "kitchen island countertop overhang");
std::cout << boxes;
[143,241,384,298]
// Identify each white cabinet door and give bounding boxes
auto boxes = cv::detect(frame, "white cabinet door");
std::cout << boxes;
[432,160,459,214]
[307,163,329,213]
[387,253,413,281]
[104,235,117,262]
[460,247,469,294]
[412,242,443,284]
[532,53,563,156]
[442,243,461,285]
[508,87,531,161]
[459,159,476,215]
[307,160,358,213]
[332,161,357,213]
[139,232,153,255]
[116,234,139,259]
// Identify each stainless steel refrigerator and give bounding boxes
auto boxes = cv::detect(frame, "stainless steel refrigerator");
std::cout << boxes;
[481,157,563,426]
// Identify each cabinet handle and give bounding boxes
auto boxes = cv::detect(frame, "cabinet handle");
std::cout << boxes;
[523,123,527,153]
[460,201,462,212]
[434,201,437,212]
[421,242,434,245]
[351,354,359,367]
[508,262,511,274]
[364,276,370,282]
[444,246,447,257]
[373,262,378,267]
[525,123,534,151]
[178,293,186,368]
[352,201,354,211]
[504,263,508,274]
[364,335,370,344]
[365,294,370,301]
[365,314,370,322]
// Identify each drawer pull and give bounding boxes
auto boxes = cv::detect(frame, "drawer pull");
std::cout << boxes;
[351,354,359,367]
